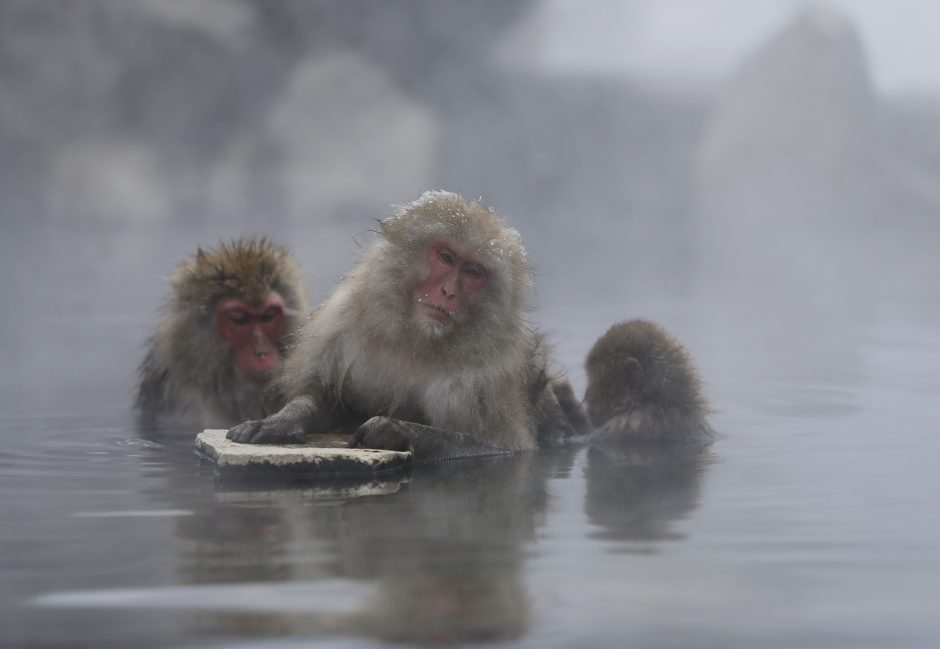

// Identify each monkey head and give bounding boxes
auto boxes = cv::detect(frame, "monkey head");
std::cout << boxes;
[169,239,307,384]
[585,320,708,429]
[372,191,532,342]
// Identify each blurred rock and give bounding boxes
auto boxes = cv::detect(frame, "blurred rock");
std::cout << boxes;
[692,6,940,409]
[48,140,172,223]
[700,7,876,191]
[0,0,278,223]
[207,50,436,222]
[693,8,879,394]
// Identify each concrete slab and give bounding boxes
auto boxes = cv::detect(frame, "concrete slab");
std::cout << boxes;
[195,429,412,476]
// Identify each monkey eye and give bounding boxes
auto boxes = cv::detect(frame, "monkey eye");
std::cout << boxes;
[260,307,281,322]
[462,264,484,279]
[438,249,456,265]
[227,310,250,326]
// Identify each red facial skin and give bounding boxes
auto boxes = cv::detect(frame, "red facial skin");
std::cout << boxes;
[414,242,489,325]
[215,292,286,383]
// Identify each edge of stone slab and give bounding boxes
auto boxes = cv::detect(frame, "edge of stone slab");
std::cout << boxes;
[195,429,412,476]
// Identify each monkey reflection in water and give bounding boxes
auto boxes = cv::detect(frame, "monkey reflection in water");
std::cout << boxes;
[172,452,567,644]
[136,239,309,430]
[227,191,712,459]
[582,319,714,543]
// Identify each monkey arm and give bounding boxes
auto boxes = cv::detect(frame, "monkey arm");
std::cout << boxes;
[347,416,514,463]
[226,394,344,444]
[135,348,171,425]
[529,377,593,447]
[549,378,593,436]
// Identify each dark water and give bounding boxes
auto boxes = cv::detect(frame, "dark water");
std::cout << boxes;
[2,305,939,649]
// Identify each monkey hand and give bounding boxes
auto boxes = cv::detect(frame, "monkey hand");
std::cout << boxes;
[348,417,516,461]
[347,416,414,453]
[226,416,305,444]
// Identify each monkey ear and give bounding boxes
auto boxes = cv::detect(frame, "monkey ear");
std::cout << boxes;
[195,248,208,266]
[622,356,643,386]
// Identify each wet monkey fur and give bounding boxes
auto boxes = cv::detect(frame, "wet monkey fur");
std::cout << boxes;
[228,191,590,455]
[136,239,309,429]
[585,320,712,444]
[227,192,710,459]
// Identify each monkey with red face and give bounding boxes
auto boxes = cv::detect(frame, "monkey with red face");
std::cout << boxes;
[136,239,309,429]
[227,192,591,456]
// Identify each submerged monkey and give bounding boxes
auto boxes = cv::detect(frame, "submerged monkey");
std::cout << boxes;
[585,319,712,443]
[226,191,710,459]
[136,239,309,429]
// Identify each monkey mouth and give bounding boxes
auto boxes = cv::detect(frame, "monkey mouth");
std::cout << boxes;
[416,298,457,324]
[236,346,280,381]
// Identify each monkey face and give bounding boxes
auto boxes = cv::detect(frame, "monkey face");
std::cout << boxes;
[413,241,489,334]
[215,292,286,383]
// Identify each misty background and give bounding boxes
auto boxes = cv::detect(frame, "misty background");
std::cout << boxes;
[1,0,938,423]
[4,3,940,647]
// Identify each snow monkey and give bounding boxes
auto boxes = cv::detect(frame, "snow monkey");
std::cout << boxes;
[227,191,590,456]
[584,320,713,444]
[227,192,710,458]
[136,239,309,429]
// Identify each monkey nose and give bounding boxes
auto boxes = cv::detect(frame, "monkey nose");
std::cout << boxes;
[251,326,276,357]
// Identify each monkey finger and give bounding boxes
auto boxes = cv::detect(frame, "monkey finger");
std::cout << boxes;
[245,419,305,444]
[346,429,364,449]
[227,420,261,443]
[351,417,413,452]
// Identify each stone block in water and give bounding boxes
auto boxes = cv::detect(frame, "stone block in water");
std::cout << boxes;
[195,429,412,477]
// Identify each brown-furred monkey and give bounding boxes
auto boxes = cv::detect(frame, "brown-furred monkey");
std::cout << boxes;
[136,239,309,429]
[227,191,709,460]
[584,319,712,444]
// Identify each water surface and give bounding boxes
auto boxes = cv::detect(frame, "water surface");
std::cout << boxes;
[2,308,938,648]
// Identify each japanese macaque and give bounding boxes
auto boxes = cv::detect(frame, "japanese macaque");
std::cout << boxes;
[584,319,712,444]
[136,239,309,429]
[227,191,589,457]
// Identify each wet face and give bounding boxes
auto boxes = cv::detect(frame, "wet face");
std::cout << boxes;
[215,291,286,382]
[413,241,489,332]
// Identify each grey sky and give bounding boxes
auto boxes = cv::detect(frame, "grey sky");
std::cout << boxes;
[520,0,940,97]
